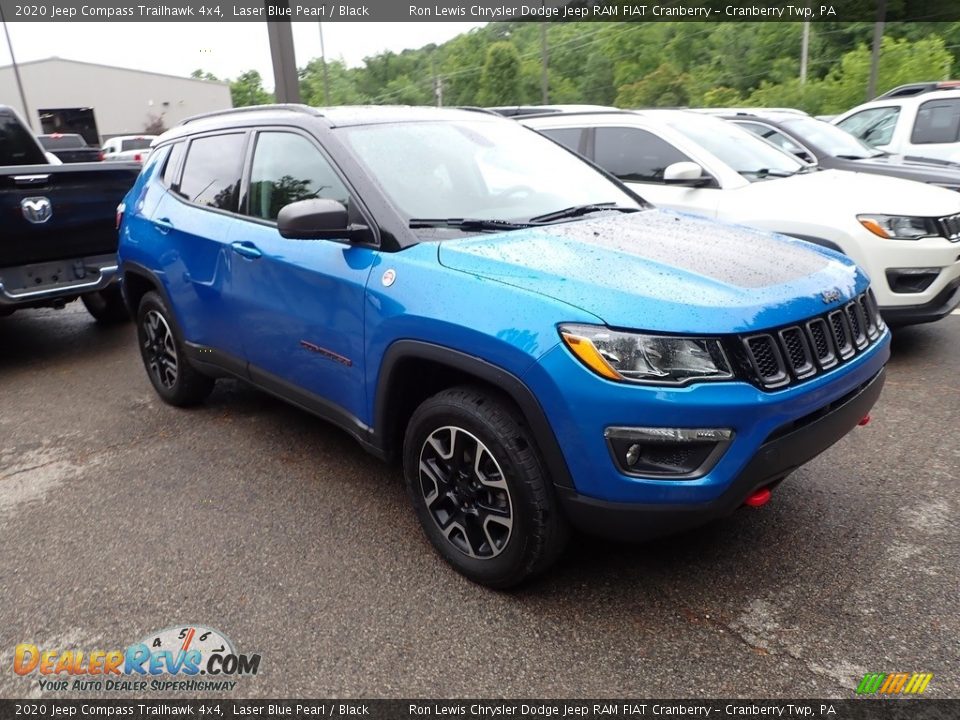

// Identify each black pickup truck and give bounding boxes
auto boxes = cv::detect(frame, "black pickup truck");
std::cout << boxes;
[37,133,103,164]
[1,106,140,321]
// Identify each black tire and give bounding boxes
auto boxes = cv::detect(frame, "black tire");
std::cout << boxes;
[81,285,130,324]
[403,386,570,589]
[136,291,214,406]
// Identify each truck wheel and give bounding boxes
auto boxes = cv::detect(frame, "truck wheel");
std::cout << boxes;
[136,291,214,406]
[82,286,129,324]
[403,386,569,589]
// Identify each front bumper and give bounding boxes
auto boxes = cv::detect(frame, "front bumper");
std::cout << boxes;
[880,276,960,326]
[557,368,885,541]
[855,234,960,314]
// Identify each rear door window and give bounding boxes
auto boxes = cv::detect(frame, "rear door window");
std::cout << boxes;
[911,99,960,144]
[179,133,246,212]
[161,142,186,190]
[539,127,586,155]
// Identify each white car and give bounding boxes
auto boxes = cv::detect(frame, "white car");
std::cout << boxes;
[101,135,156,163]
[832,84,960,164]
[522,110,960,326]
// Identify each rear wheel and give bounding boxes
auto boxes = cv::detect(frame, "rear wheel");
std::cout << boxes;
[403,386,569,588]
[82,285,129,324]
[136,291,214,406]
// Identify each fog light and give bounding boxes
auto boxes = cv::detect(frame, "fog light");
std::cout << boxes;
[885,268,941,294]
[605,426,734,479]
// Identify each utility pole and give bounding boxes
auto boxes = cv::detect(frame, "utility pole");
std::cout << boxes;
[0,7,32,129]
[318,21,331,105]
[434,76,444,108]
[866,0,886,100]
[800,21,810,84]
[540,19,549,104]
[266,1,301,104]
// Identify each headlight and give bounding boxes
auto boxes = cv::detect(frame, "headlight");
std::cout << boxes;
[559,324,733,385]
[858,214,938,240]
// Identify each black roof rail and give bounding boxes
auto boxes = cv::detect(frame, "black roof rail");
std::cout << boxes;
[179,104,324,126]
[512,109,636,121]
[874,81,960,99]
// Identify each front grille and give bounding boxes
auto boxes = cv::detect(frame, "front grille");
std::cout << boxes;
[737,290,885,390]
[939,212,960,242]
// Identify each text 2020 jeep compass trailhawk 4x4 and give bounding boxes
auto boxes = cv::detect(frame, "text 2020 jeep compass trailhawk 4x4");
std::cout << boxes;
[118,106,890,587]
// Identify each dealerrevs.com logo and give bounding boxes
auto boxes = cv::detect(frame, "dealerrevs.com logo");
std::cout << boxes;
[13,625,261,693]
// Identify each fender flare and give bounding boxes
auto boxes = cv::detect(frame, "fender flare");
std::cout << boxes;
[375,340,575,488]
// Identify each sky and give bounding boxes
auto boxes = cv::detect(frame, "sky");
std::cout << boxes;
[0,22,486,88]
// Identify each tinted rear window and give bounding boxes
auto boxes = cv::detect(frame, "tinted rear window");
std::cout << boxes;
[179,134,245,211]
[0,112,49,165]
[38,135,87,150]
[120,138,153,151]
[911,99,960,144]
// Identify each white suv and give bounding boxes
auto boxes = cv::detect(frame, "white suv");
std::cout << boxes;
[522,110,960,326]
[832,85,960,164]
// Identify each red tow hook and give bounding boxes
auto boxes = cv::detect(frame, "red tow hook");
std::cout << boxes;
[858,414,871,426]
[744,487,772,508]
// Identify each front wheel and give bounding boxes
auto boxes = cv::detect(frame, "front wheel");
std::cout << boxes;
[136,291,214,406]
[403,386,569,589]
[82,285,129,324]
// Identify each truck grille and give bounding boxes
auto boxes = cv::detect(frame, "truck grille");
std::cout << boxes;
[736,290,885,390]
[940,212,960,242]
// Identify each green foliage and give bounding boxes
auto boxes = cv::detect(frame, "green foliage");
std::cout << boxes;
[478,42,522,106]
[197,21,959,115]
[230,70,273,108]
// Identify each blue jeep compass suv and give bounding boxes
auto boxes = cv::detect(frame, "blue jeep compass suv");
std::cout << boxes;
[118,105,889,587]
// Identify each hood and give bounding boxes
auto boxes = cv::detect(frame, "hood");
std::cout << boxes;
[850,155,960,187]
[438,210,865,334]
[754,169,960,216]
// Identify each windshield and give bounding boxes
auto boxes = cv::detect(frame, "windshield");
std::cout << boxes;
[781,117,883,159]
[120,138,153,151]
[338,119,641,225]
[663,113,805,180]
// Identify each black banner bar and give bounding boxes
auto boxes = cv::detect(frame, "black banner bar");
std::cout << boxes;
[1,700,959,720]
[0,0,957,23]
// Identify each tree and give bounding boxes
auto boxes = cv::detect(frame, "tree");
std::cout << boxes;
[191,69,220,82]
[230,70,272,107]
[143,113,167,135]
[478,42,521,106]
[615,63,691,108]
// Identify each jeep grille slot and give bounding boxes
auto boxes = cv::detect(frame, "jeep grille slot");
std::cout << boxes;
[737,291,884,391]
[939,212,960,242]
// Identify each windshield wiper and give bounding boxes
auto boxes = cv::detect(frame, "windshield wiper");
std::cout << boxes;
[737,168,798,178]
[836,154,870,160]
[529,203,640,224]
[408,218,533,231]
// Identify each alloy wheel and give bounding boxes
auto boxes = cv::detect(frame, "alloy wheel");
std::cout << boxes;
[418,426,514,559]
[142,310,179,389]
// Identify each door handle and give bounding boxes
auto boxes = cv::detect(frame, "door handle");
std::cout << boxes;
[230,241,262,259]
[154,217,173,235]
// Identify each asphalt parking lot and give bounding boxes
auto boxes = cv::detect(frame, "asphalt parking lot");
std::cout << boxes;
[1,302,957,699]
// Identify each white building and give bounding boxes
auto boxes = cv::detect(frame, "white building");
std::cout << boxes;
[0,57,232,143]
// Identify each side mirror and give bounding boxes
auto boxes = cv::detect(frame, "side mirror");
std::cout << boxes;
[277,199,370,242]
[663,161,710,186]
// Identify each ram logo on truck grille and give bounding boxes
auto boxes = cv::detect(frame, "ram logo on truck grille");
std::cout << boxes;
[21,197,53,224]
